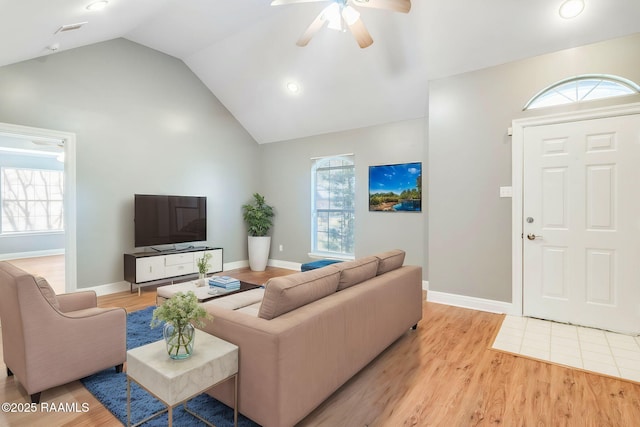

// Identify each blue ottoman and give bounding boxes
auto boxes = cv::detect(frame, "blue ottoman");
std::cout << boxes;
[301,259,343,271]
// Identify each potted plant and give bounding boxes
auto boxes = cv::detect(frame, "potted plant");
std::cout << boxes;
[196,252,212,286]
[242,193,275,271]
[150,291,211,359]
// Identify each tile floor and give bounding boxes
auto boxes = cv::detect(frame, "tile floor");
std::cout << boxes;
[492,315,640,383]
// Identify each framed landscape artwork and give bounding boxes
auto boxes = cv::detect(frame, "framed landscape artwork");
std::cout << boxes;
[369,162,422,212]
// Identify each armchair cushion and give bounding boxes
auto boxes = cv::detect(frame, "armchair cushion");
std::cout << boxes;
[34,276,60,310]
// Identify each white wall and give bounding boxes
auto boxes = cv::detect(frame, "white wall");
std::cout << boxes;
[0,39,260,289]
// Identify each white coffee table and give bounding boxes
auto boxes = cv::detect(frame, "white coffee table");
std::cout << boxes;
[126,329,239,427]
[156,278,260,305]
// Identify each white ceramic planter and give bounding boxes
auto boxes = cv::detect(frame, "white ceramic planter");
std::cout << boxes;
[248,236,271,271]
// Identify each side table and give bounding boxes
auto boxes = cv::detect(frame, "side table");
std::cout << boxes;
[126,329,239,427]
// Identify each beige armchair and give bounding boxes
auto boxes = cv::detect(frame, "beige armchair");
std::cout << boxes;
[0,261,126,403]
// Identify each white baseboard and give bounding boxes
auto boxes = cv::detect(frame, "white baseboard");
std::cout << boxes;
[268,259,302,271]
[0,248,65,261]
[223,260,249,271]
[224,259,301,272]
[79,280,130,297]
[422,280,429,291]
[427,290,516,315]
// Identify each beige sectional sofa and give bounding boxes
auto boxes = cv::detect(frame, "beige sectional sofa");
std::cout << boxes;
[198,249,423,427]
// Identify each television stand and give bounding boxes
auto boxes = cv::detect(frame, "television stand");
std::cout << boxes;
[183,245,209,251]
[123,247,223,295]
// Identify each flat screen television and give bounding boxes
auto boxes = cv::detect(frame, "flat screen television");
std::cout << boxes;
[134,194,207,248]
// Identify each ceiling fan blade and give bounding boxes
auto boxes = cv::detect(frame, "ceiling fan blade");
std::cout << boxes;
[346,17,373,49]
[271,0,327,5]
[296,11,328,47]
[351,0,411,13]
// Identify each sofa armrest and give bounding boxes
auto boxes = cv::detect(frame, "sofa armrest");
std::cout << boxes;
[57,291,97,312]
[199,307,285,426]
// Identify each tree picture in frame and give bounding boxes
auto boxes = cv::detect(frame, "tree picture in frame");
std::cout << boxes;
[369,162,422,212]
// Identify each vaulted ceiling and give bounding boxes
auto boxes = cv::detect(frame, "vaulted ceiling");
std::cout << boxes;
[2,0,640,143]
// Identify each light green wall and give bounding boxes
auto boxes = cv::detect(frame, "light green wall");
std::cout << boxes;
[429,32,640,302]
[258,118,427,277]
[0,38,260,289]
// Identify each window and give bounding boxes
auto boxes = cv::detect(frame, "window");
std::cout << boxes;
[1,167,64,234]
[524,74,640,110]
[311,155,355,258]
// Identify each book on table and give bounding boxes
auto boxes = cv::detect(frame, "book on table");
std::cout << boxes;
[209,276,241,289]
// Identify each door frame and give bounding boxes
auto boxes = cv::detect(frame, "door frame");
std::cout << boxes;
[511,102,640,317]
[0,121,77,292]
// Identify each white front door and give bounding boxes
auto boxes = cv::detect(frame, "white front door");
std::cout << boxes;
[523,114,640,334]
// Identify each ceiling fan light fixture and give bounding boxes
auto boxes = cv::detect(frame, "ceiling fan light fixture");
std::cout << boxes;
[327,20,342,31]
[342,6,360,26]
[323,3,342,31]
[559,0,584,19]
[279,0,409,47]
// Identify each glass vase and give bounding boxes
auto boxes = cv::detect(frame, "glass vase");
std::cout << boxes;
[197,272,206,287]
[163,322,195,359]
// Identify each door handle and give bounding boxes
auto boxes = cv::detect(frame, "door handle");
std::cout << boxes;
[527,233,542,240]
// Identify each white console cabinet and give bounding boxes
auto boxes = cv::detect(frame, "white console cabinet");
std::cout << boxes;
[124,247,223,293]
[136,256,166,283]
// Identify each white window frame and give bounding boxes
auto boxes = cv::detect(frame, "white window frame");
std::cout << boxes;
[524,74,640,110]
[310,154,355,260]
[0,122,76,292]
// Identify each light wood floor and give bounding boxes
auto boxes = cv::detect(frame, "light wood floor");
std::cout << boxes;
[2,264,640,426]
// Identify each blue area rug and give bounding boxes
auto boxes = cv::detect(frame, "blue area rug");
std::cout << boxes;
[81,306,259,426]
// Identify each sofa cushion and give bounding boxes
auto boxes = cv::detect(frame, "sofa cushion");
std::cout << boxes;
[258,268,340,320]
[203,288,265,311]
[330,256,379,291]
[375,249,406,275]
[235,301,262,317]
[34,275,60,310]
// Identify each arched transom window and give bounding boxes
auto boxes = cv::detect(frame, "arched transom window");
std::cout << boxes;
[524,74,640,110]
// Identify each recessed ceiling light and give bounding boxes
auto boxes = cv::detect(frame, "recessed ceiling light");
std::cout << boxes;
[559,0,584,19]
[86,0,109,11]
[286,82,300,94]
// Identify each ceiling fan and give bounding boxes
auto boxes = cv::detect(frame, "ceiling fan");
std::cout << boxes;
[271,0,411,49]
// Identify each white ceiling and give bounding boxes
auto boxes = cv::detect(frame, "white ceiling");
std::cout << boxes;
[2,0,640,143]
